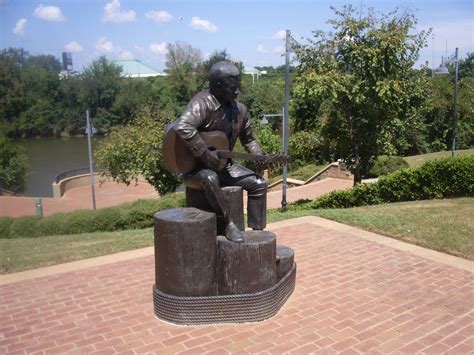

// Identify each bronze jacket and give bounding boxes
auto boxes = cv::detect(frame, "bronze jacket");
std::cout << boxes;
[174,90,262,158]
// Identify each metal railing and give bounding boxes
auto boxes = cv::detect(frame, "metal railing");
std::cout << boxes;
[54,167,92,183]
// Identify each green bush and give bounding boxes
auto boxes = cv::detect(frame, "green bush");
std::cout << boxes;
[2,193,186,239]
[0,217,14,238]
[368,155,409,177]
[305,155,474,209]
[9,216,42,238]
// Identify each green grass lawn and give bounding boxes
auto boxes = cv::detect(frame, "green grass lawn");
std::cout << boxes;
[0,228,154,274]
[403,148,474,167]
[1,197,472,274]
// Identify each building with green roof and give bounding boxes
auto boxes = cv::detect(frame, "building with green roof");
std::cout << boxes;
[114,59,167,78]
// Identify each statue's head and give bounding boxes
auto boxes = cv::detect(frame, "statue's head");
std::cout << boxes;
[209,61,240,104]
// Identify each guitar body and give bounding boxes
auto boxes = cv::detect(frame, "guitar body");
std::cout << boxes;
[163,124,229,174]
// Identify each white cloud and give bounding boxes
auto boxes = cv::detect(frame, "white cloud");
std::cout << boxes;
[149,42,168,55]
[119,50,134,60]
[103,0,136,23]
[13,18,26,36]
[33,4,65,22]
[256,44,268,54]
[145,10,174,23]
[65,41,83,52]
[272,30,286,40]
[190,16,217,32]
[96,37,115,53]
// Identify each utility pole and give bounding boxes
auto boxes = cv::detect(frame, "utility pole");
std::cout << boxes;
[86,109,97,210]
[281,29,291,210]
[452,47,459,156]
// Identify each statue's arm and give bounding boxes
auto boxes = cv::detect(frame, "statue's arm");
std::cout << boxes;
[174,99,208,158]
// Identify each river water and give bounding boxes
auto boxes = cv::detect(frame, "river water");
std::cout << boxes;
[14,136,104,197]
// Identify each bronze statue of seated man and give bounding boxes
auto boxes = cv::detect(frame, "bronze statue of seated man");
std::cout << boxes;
[172,61,267,242]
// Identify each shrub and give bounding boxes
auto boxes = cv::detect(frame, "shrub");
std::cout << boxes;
[1,193,186,239]
[305,155,474,209]
[9,216,42,238]
[0,136,29,193]
[0,217,14,238]
[368,155,409,177]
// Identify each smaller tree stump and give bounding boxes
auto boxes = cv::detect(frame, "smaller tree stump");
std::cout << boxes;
[154,207,216,297]
[217,230,277,295]
[186,186,244,234]
[276,245,295,281]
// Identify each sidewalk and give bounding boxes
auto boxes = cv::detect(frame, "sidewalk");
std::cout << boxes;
[1,177,353,218]
[1,217,472,353]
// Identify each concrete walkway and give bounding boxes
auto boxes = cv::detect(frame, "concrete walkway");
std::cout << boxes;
[1,178,353,218]
[1,217,472,354]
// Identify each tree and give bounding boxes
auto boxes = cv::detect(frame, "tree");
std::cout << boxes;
[293,6,431,183]
[239,78,284,121]
[0,48,62,137]
[0,137,29,193]
[95,105,179,195]
[80,57,123,132]
[165,42,203,105]
[196,49,244,90]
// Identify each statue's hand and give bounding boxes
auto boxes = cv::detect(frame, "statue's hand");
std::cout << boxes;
[201,149,220,171]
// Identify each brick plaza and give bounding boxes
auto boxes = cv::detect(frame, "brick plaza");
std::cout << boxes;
[1,217,472,354]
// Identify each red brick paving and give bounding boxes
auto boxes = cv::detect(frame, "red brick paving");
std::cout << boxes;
[1,181,159,218]
[1,219,473,353]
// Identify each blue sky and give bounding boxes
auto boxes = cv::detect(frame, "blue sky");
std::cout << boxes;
[1,0,473,72]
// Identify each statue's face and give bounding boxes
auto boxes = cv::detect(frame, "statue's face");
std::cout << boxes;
[216,75,240,104]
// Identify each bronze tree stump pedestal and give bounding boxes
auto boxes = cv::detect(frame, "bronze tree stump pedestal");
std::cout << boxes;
[153,204,296,325]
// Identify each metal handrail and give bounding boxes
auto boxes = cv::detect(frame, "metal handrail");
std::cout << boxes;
[54,167,92,183]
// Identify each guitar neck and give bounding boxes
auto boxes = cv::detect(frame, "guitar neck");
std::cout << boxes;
[217,150,266,162]
[217,150,262,161]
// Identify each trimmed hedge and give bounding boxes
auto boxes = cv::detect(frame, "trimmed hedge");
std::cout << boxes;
[303,155,474,209]
[1,193,185,239]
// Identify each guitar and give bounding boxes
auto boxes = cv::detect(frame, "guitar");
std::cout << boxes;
[163,125,289,174]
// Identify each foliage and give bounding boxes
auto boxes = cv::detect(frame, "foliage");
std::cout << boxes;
[239,78,284,121]
[368,155,409,177]
[456,52,474,80]
[299,155,473,209]
[0,48,63,136]
[165,42,203,105]
[292,6,432,183]
[95,105,180,195]
[425,76,474,152]
[1,193,185,239]
[288,130,323,169]
[80,56,123,132]
[0,136,29,193]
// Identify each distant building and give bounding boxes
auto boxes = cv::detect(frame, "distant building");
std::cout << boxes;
[243,67,267,83]
[113,59,167,78]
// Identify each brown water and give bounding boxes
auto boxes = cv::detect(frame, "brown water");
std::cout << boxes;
[14,136,103,197]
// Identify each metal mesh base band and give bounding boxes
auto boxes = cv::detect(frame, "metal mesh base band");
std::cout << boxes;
[153,263,296,325]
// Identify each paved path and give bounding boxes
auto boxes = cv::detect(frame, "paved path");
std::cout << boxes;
[1,217,472,354]
[1,178,352,218]
[1,182,159,218]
